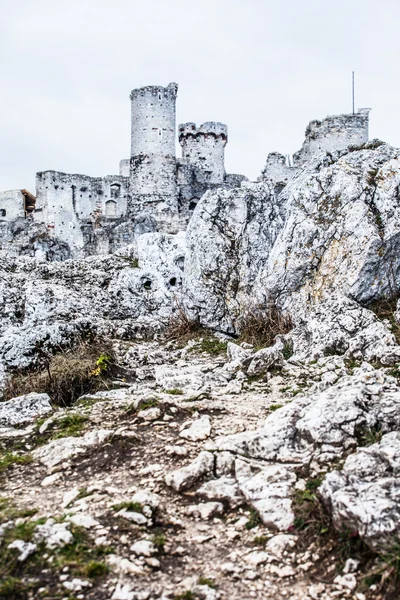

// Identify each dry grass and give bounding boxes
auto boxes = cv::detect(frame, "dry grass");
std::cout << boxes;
[164,302,204,342]
[3,340,117,407]
[238,299,293,348]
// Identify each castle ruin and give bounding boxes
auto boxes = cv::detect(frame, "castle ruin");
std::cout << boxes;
[0,83,371,261]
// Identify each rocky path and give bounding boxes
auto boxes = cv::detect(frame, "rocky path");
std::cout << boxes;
[0,337,394,600]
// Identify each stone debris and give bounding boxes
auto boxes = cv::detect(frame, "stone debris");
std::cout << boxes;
[34,519,73,549]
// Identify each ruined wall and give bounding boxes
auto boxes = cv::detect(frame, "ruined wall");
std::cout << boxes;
[129,83,178,212]
[34,171,129,256]
[0,190,26,221]
[259,153,295,186]
[293,109,370,165]
[179,122,227,185]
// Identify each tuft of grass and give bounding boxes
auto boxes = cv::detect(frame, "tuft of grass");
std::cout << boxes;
[0,577,32,599]
[253,535,269,546]
[153,531,166,553]
[197,577,216,588]
[54,525,112,574]
[112,501,143,513]
[49,414,88,440]
[238,299,292,349]
[282,342,293,360]
[3,340,117,407]
[0,451,33,474]
[163,388,184,395]
[81,560,109,579]
[245,507,262,530]
[269,403,283,411]
[195,338,228,356]
[174,592,196,600]
[358,425,383,447]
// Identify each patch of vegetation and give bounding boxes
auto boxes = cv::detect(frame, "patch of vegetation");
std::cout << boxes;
[165,303,204,343]
[112,501,143,513]
[3,339,118,407]
[80,560,109,578]
[282,341,293,360]
[238,299,293,349]
[368,297,400,345]
[269,403,283,411]
[48,414,88,440]
[153,531,166,553]
[174,592,196,600]
[0,451,33,474]
[245,507,262,530]
[0,577,32,599]
[197,577,216,588]
[0,497,38,521]
[357,425,383,447]
[164,388,184,395]
[195,338,228,356]
[252,535,269,546]
[292,476,329,537]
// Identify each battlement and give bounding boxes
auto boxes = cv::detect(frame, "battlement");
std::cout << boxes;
[179,121,227,144]
[129,82,178,101]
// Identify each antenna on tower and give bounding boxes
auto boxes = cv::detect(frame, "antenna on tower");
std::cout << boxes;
[352,71,355,114]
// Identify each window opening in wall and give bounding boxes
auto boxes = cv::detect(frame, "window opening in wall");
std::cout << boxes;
[110,184,121,199]
[105,199,117,217]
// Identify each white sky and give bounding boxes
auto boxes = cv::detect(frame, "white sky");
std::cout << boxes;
[1,0,400,192]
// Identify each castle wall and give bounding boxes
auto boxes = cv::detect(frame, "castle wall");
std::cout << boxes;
[293,109,370,165]
[179,122,227,185]
[0,190,26,221]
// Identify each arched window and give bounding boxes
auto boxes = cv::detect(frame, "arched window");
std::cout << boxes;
[110,184,121,199]
[105,200,117,217]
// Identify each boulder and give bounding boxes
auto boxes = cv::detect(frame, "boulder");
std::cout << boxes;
[0,392,52,427]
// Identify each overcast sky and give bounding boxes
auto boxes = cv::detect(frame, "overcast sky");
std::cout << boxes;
[1,0,400,191]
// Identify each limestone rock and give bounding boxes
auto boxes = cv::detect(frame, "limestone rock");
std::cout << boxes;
[0,392,52,427]
[320,431,400,549]
[179,415,212,441]
[165,451,214,492]
[33,429,113,469]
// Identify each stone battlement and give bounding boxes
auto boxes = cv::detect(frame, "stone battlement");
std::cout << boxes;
[179,121,227,143]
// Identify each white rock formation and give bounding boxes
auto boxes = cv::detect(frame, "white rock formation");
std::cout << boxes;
[0,392,52,427]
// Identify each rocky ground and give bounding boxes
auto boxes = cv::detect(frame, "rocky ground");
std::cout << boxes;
[1,334,399,600]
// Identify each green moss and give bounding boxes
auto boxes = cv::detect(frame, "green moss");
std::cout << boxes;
[269,403,283,411]
[163,388,184,395]
[112,501,143,513]
[197,577,216,588]
[252,535,269,546]
[189,338,228,356]
[153,531,166,552]
[81,560,109,578]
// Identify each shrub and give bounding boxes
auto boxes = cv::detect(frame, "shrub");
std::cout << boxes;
[3,340,117,407]
[238,299,292,348]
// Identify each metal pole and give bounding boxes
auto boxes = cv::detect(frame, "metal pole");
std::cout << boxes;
[352,71,355,114]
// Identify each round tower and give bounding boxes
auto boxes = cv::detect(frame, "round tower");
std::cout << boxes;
[129,82,178,211]
[178,121,227,184]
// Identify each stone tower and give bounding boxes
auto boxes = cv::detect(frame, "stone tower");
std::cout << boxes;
[129,82,178,213]
[178,122,227,184]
